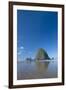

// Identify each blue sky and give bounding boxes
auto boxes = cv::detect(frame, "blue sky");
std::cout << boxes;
[17,10,58,61]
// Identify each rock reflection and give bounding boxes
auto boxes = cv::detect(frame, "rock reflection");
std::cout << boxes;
[35,61,49,73]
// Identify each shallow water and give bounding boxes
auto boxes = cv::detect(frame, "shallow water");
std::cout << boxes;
[17,60,57,80]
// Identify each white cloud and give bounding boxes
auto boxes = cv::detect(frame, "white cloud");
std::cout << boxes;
[20,46,24,50]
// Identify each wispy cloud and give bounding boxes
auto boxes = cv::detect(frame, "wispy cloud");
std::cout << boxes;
[17,51,21,55]
[17,46,25,55]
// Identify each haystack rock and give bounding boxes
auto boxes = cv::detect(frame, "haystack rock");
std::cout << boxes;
[35,48,50,60]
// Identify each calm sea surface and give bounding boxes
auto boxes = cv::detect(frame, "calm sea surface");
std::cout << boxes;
[17,60,57,80]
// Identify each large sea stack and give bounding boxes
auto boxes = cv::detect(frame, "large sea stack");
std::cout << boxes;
[35,48,50,60]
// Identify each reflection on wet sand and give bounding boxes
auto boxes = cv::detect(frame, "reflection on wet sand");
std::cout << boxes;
[17,60,57,80]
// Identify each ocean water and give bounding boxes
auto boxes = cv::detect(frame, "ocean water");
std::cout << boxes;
[17,60,57,80]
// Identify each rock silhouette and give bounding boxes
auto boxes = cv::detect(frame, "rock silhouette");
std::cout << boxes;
[35,48,50,60]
